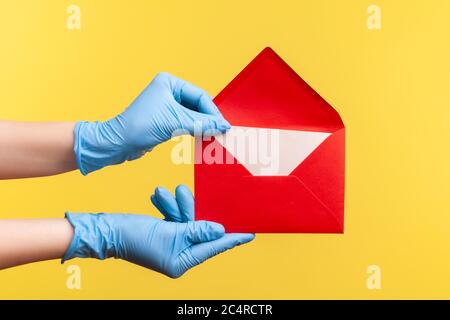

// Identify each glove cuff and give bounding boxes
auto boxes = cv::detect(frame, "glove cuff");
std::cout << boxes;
[62,213,118,263]
[73,121,88,175]
[74,121,130,175]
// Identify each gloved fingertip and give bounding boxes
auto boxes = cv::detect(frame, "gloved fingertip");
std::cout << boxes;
[218,118,231,132]
[175,184,191,196]
[155,186,170,198]
[150,194,161,207]
[223,118,231,129]
[232,233,256,245]
[175,186,194,206]
[155,187,167,202]
[240,233,256,244]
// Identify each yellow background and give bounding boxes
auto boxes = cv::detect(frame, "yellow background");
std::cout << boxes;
[0,0,449,299]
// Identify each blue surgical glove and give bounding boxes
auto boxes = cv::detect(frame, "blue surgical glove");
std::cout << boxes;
[74,72,230,175]
[62,185,255,278]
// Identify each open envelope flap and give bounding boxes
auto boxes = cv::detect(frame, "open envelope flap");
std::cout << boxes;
[214,126,331,176]
[214,47,344,132]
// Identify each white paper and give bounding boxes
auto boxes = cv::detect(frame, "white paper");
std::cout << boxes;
[215,126,330,176]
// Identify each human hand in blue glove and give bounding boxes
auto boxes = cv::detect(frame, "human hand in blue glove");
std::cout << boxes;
[74,72,230,175]
[62,185,255,278]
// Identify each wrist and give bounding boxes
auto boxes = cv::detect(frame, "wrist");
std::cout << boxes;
[62,212,118,263]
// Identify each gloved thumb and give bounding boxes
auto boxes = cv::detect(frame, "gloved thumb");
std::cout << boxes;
[175,105,231,137]
[185,220,225,244]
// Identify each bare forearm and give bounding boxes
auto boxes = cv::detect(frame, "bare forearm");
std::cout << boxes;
[0,121,78,179]
[0,219,74,269]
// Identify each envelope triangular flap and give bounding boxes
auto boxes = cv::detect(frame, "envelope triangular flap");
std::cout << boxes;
[214,47,344,132]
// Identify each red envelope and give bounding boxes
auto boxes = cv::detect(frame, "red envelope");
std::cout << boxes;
[194,47,345,233]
